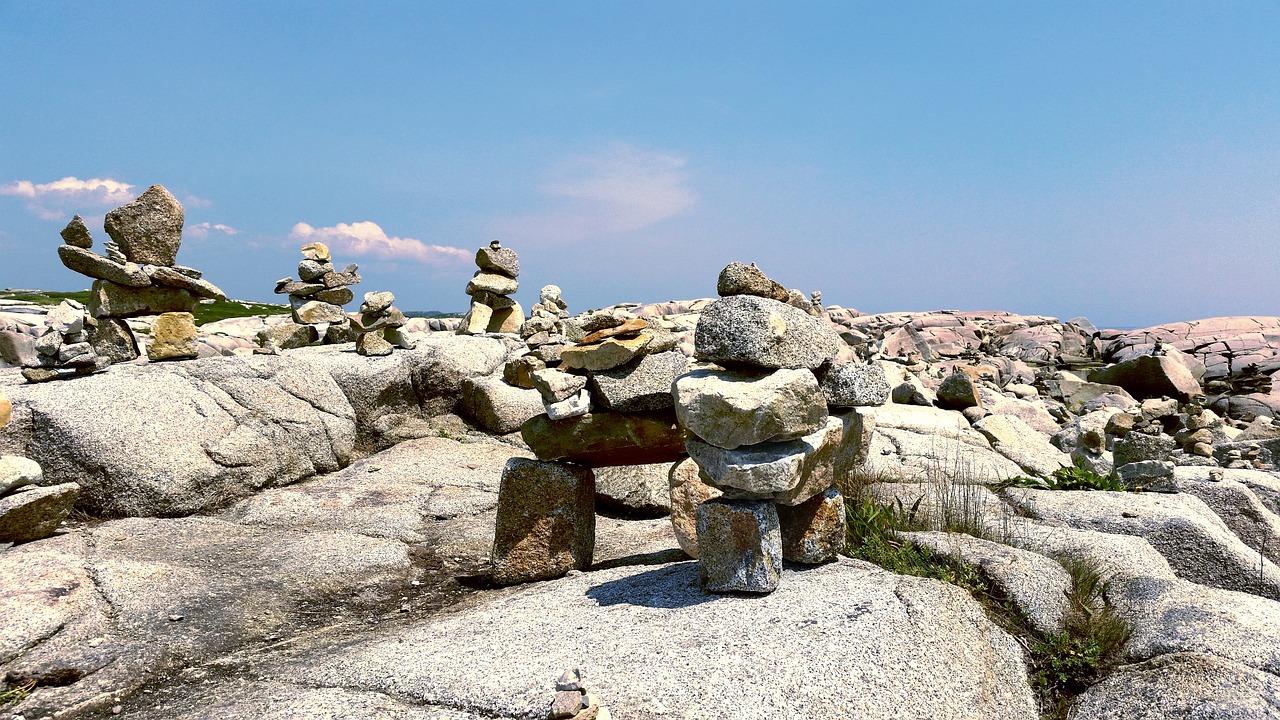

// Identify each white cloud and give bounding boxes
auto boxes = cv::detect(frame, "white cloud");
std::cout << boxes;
[187,222,239,239]
[0,176,136,221]
[184,194,214,208]
[289,221,471,266]
[498,143,696,242]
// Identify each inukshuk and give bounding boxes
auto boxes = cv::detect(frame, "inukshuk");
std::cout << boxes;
[672,262,856,593]
[489,310,689,586]
[55,184,226,365]
[351,291,412,356]
[517,284,584,363]
[269,241,360,349]
[20,300,103,383]
[458,240,523,334]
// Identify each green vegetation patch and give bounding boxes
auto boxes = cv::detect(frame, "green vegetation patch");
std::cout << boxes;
[993,461,1128,492]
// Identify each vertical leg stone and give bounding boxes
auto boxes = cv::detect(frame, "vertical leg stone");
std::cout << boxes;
[491,458,596,586]
[87,317,139,363]
[696,498,781,593]
[778,486,846,564]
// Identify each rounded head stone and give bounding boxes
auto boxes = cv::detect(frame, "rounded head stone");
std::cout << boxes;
[301,242,332,261]
[362,291,395,314]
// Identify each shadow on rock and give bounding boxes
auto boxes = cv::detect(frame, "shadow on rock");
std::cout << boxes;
[585,561,719,609]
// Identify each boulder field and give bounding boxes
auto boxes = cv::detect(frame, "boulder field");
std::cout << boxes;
[2,302,1280,719]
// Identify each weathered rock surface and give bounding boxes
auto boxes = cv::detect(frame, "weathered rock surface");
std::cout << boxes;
[715,261,789,301]
[242,559,1037,719]
[491,459,595,586]
[147,311,199,361]
[821,362,890,407]
[0,482,80,543]
[1071,652,1280,720]
[696,498,781,592]
[0,354,357,516]
[560,335,652,372]
[777,486,845,564]
[694,295,842,370]
[589,350,688,412]
[667,457,721,558]
[1006,489,1280,599]
[1089,355,1203,402]
[521,411,686,467]
[103,184,184,266]
[686,417,843,502]
[901,530,1071,636]
[859,404,1024,482]
[973,414,1071,477]
[461,376,545,435]
[593,462,671,516]
[673,367,827,450]
[56,244,151,286]
[87,279,199,318]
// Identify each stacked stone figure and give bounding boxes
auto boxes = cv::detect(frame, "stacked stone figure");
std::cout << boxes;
[0,388,82,542]
[269,242,360,349]
[518,285,585,364]
[491,311,690,586]
[672,262,867,594]
[351,291,413,356]
[20,300,106,382]
[458,241,524,334]
[56,185,226,363]
[549,668,612,720]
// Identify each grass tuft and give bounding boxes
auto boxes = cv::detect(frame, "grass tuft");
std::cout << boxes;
[0,679,36,710]
[993,460,1128,493]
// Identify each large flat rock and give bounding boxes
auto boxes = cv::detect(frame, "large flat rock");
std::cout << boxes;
[253,558,1036,720]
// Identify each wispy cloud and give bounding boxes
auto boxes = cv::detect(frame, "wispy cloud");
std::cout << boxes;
[0,176,136,221]
[187,222,239,239]
[498,143,696,243]
[289,221,471,266]
[184,194,214,209]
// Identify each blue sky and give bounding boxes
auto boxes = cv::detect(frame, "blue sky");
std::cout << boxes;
[2,2,1277,328]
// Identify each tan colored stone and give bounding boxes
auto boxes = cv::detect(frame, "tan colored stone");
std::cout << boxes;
[147,312,198,361]
[458,301,493,335]
[301,241,331,261]
[561,335,652,372]
[579,318,648,344]
[668,458,722,558]
[0,388,10,429]
[778,486,845,564]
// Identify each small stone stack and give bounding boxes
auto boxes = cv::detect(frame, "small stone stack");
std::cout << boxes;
[56,184,226,363]
[549,668,612,720]
[458,240,524,335]
[351,291,412,356]
[0,388,82,543]
[269,241,361,349]
[20,300,106,382]
[519,285,585,364]
[672,261,853,594]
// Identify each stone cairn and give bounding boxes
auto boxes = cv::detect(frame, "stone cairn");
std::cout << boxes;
[351,291,412,356]
[517,284,586,364]
[267,241,361,351]
[55,184,225,367]
[672,261,885,593]
[0,388,82,543]
[490,306,690,585]
[549,668,612,720]
[458,240,523,335]
[20,299,104,382]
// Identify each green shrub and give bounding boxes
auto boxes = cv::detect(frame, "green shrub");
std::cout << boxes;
[994,461,1128,492]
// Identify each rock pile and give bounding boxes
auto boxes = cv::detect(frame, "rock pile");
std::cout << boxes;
[493,309,690,585]
[19,299,106,382]
[267,241,361,350]
[519,284,585,363]
[549,668,612,720]
[459,240,523,334]
[0,388,81,543]
[56,185,226,363]
[351,291,413,356]
[672,262,866,594]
